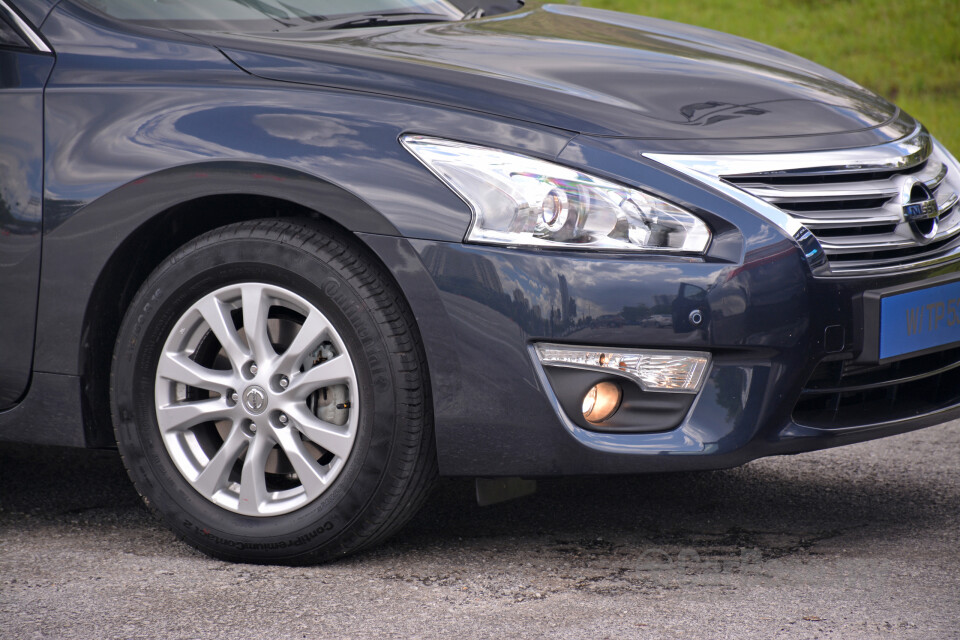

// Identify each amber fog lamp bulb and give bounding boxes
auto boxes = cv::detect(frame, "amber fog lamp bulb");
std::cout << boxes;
[582,382,622,423]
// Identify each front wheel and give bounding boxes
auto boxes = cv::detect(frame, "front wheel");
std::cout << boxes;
[111,220,435,564]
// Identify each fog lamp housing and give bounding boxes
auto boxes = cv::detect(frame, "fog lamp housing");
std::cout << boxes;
[535,344,711,393]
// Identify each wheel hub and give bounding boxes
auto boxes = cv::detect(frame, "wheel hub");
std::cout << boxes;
[242,385,268,415]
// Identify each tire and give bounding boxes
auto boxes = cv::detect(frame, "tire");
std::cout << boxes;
[111,219,436,564]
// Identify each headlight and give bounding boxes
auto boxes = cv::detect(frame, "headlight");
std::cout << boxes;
[401,135,711,253]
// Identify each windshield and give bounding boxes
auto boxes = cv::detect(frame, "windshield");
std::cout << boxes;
[79,0,464,31]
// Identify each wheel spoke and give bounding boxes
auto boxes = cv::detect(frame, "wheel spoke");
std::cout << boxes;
[238,433,273,515]
[273,311,331,376]
[286,405,353,460]
[196,294,250,371]
[156,351,236,394]
[273,427,328,496]
[241,284,276,365]
[285,354,354,401]
[156,398,232,433]
[192,423,248,497]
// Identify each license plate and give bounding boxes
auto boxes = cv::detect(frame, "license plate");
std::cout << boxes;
[880,279,960,360]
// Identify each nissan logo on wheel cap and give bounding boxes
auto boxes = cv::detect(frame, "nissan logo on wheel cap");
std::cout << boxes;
[243,386,268,415]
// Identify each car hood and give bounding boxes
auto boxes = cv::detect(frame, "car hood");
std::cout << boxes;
[198,3,900,140]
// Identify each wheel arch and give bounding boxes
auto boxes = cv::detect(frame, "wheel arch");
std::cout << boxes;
[70,161,409,448]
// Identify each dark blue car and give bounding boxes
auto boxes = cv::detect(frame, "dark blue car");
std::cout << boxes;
[2,0,958,563]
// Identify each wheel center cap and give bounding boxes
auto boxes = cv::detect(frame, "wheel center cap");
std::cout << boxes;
[242,385,268,415]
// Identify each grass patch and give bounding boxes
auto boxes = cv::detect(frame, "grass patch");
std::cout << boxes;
[580,0,960,152]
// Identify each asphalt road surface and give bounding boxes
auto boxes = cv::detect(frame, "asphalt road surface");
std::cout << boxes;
[2,421,958,639]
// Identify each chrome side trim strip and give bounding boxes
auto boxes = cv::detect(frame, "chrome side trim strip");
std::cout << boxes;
[0,0,51,53]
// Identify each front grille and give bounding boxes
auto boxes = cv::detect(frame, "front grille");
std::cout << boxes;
[793,347,960,428]
[646,126,960,276]
[727,156,960,273]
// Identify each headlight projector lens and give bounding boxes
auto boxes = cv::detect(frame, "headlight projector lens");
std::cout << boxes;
[539,187,569,232]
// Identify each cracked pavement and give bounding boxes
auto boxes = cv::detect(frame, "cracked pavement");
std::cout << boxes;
[1,421,958,639]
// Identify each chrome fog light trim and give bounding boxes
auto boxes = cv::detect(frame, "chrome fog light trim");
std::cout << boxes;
[535,343,711,393]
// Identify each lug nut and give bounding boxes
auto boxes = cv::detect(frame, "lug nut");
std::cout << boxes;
[249,424,258,433]
[249,363,258,375]
[231,392,239,403]
[279,376,289,389]
[278,413,288,425]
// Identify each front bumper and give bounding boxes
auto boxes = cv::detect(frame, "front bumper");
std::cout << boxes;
[360,232,960,477]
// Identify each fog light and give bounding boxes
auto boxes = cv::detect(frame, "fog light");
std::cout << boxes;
[582,382,622,423]
[535,343,710,393]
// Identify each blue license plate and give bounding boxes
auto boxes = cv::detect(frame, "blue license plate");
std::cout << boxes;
[880,279,960,360]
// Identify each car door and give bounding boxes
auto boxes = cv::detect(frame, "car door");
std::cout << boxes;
[0,2,54,409]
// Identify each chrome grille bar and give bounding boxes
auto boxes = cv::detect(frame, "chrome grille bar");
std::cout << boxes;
[743,185,900,201]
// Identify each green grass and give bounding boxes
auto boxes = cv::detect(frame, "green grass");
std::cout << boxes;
[580,0,960,152]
